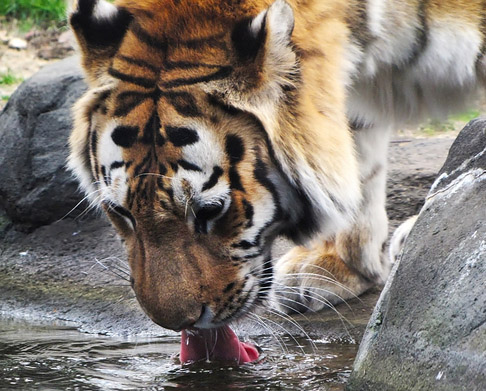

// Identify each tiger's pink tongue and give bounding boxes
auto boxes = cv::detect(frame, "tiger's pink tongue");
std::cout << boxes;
[180,326,259,365]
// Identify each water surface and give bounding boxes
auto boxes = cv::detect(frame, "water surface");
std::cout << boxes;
[0,319,357,390]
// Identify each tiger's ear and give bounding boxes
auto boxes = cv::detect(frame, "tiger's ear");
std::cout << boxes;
[232,0,294,61]
[70,0,132,85]
[230,0,296,91]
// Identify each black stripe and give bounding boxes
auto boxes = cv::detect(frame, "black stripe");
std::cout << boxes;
[346,1,374,49]
[225,135,245,164]
[178,33,227,50]
[254,158,283,222]
[97,89,112,102]
[111,125,139,147]
[160,91,201,117]
[478,1,486,60]
[166,187,174,201]
[133,154,152,177]
[159,163,167,175]
[349,118,374,131]
[242,198,254,228]
[101,165,110,186]
[157,176,164,190]
[82,120,92,184]
[247,113,320,242]
[226,134,245,191]
[110,161,125,170]
[169,162,179,172]
[94,90,111,115]
[164,60,226,70]
[108,67,155,88]
[141,110,165,146]
[202,166,224,191]
[258,258,273,300]
[160,66,233,89]
[114,91,152,117]
[166,126,199,146]
[177,159,202,172]
[126,186,133,209]
[207,95,241,116]
[111,204,136,228]
[137,180,150,201]
[89,128,99,181]
[223,282,235,293]
[117,54,159,73]
[232,240,255,249]
[131,22,168,50]
[403,0,429,67]
[229,167,244,191]
[243,251,263,259]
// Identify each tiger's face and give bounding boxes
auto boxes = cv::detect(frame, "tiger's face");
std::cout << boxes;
[69,0,360,331]
[69,0,306,331]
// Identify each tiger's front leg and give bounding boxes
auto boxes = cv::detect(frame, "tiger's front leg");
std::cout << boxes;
[273,124,392,313]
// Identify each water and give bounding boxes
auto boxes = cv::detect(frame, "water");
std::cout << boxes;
[0,319,357,391]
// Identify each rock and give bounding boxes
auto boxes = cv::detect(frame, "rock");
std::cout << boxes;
[0,56,88,228]
[386,137,455,233]
[8,37,27,50]
[58,30,75,46]
[0,30,9,44]
[37,31,75,60]
[347,119,486,391]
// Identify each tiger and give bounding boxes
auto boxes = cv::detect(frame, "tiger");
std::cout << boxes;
[68,0,485,353]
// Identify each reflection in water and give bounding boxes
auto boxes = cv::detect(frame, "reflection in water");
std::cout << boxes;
[0,319,356,390]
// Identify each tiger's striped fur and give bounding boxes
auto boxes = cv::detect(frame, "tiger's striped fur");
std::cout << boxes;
[69,0,485,329]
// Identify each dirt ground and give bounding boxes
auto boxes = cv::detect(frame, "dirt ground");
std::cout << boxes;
[0,23,75,109]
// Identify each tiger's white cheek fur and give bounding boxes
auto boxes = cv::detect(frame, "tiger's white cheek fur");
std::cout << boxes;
[98,122,129,206]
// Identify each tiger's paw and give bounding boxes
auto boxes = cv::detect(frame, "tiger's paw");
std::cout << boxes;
[271,241,373,314]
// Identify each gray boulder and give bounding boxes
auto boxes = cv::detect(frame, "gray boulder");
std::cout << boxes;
[0,57,87,228]
[348,119,486,390]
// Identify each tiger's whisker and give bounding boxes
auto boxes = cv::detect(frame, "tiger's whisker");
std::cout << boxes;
[246,313,289,356]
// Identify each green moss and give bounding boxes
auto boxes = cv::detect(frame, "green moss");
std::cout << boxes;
[0,70,23,86]
[0,270,130,306]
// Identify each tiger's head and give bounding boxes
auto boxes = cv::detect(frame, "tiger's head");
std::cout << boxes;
[69,0,360,331]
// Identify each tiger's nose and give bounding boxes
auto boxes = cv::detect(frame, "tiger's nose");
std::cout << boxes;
[137,293,206,331]
[171,306,211,331]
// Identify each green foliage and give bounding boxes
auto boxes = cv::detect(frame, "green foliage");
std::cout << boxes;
[449,109,481,123]
[0,0,66,25]
[419,109,482,136]
[419,118,455,136]
[1,95,10,102]
[0,71,23,86]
